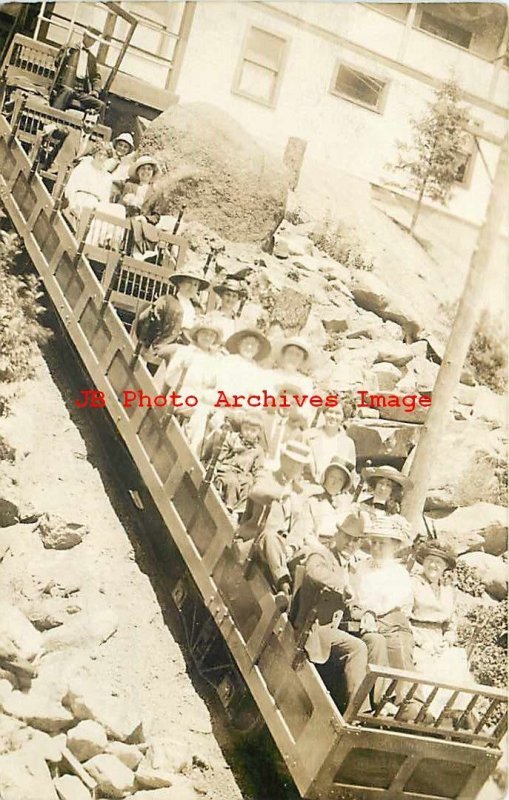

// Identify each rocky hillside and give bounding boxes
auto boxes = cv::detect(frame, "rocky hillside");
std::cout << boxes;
[0,350,242,800]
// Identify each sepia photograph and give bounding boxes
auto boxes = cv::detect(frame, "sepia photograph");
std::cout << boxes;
[0,1,507,799]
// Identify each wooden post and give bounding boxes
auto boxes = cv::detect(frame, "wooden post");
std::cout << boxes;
[401,135,508,527]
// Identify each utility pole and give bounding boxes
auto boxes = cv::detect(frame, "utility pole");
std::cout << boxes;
[401,134,508,528]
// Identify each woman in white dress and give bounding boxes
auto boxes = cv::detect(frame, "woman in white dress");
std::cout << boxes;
[411,542,474,722]
[65,142,113,222]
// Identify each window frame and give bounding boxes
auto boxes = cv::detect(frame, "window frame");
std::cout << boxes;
[329,60,390,114]
[415,6,473,50]
[232,24,289,109]
[362,3,410,24]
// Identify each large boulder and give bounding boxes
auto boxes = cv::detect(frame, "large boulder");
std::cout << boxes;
[139,103,289,244]
[436,503,507,557]
[0,747,59,800]
[64,678,143,743]
[458,553,507,601]
[351,272,423,340]
[410,421,507,511]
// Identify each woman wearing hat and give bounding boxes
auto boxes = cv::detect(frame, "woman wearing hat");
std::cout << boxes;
[269,336,315,410]
[120,155,161,257]
[349,515,428,720]
[211,278,247,339]
[155,316,224,452]
[287,456,355,560]
[106,132,136,185]
[410,542,473,720]
[304,403,356,486]
[169,264,210,333]
[216,328,272,400]
[361,465,412,515]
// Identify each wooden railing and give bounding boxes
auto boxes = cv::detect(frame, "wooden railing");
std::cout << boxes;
[1,33,58,94]
[344,665,508,748]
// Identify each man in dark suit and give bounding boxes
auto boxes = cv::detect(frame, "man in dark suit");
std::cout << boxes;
[291,513,389,714]
[51,28,105,118]
[43,109,102,175]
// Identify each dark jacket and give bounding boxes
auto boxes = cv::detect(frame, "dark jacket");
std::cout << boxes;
[54,45,101,94]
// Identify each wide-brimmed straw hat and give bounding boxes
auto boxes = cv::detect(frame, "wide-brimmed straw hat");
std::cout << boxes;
[323,456,354,491]
[170,265,210,292]
[364,514,411,545]
[362,465,413,490]
[279,336,312,362]
[213,278,247,298]
[225,328,271,362]
[415,541,456,569]
[280,440,311,464]
[189,317,223,346]
[113,132,134,152]
[128,155,160,181]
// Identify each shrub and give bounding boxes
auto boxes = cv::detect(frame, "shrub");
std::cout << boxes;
[0,232,47,392]
[454,561,486,597]
[457,601,508,690]
[466,311,507,395]
[311,219,374,272]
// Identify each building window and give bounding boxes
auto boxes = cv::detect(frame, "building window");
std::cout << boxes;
[233,27,288,107]
[417,9,472,48]
[364,4,410,22]
[331,63,388,113]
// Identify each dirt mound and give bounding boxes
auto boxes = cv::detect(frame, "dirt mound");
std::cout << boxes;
[140,102,289,244]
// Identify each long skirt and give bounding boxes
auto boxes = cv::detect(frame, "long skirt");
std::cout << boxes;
[413,622,474,717]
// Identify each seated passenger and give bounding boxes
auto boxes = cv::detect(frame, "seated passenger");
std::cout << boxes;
[44,109,102,175]
[286,457,355,561]
[106,132,135,184]
[360,465,412,515]
[202,412,266,517]
[270,336,314,399]
[291,511,388,715]
[169,265,209,335]
[121,156,161,258]
[263,382,308,468]
[51,28,105,118]
[248,440,310,608]
[411,542,474,723]
[219,328,272,398]
[304,404,356,485]
[64,143,113,223]
[154,316,224,452]
[350,515,429,721]
[211,278,246,340]
[135,293,183,361]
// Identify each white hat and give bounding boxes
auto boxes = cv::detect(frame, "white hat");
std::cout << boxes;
[113,132,135,151]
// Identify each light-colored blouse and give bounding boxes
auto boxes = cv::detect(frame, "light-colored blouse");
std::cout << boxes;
[351,558,413,617]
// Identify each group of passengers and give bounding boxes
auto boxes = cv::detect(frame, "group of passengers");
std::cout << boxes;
[43,94,474,730]
[42,112,164,258]
[129,260,474,727]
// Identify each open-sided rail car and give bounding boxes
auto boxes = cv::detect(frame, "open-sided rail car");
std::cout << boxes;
[0,105,506,800]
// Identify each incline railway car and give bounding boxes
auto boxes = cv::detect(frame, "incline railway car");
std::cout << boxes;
[0,36,507,800]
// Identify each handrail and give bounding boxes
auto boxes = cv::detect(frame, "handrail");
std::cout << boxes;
[344,664,508,748]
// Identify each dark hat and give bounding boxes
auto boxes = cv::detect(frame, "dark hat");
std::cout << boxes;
[337,512,365,539]
[170,265,210,292]
[213,278,247,298]
[323,456,354,491]
[225,328,271,362]
[362,465,413,489]
[415,542,456,569]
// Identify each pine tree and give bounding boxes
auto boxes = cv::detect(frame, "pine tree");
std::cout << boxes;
[392,79,471,232]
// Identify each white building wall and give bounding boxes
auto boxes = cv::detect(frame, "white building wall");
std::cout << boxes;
[173,2,507,227]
